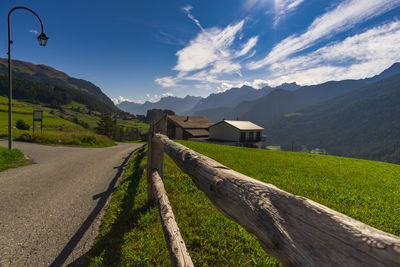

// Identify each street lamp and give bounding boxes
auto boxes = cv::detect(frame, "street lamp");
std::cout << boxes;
[8,7,48,150]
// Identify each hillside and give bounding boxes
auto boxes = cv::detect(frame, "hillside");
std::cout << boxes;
[188,85,273,116]
[118,95,202,115]
[0,74,118,115]
[265,73,400,164]
[0,58,116,108]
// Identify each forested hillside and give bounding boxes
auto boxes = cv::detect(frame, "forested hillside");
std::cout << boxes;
[0,58,115,108]
[265,73,400,164]
[0,74,118,114]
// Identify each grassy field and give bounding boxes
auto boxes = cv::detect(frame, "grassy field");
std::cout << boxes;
[0,96,145,146]
[88,140,400,266]
[178,141,400,236]
[0,146,26,172]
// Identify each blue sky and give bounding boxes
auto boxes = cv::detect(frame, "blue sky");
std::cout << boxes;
[1,1,400,104]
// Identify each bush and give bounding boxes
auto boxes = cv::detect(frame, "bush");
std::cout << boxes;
[16,120,30,130]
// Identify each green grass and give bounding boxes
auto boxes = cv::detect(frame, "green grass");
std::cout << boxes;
[0,146,26,172]
[16,130,115,147]
[177,141,400,236]
[0,97,116,147]
[88,140,400,266]
[87,146,280,266]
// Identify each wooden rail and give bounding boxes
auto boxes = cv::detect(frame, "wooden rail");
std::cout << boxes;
[147,129,400,266]
[151,169,194,267]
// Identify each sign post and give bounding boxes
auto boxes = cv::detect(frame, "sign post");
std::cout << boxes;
[33,110,43,135]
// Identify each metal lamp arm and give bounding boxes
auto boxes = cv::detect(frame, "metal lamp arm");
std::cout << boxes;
[8,6,45,39]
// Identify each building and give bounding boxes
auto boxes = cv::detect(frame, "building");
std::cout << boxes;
[209,120,265,148]
[166,115,214,140]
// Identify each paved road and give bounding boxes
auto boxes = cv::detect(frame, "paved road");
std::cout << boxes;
[0,141,143,267]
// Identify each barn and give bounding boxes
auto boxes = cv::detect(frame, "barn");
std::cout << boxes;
[166,115,214,140]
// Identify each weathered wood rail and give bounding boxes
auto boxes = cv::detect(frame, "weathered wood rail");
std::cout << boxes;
[151,169,194,267]
[147,118,400,266]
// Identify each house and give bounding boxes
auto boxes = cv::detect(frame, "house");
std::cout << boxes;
[166,115,214,140]
[209,120,265,148]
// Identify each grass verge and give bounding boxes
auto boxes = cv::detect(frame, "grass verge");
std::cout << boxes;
[15,131,115,147]
[0,146,26,172]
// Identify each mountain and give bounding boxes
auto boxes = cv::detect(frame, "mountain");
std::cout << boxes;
[0,58,116,108]
[187,85,274,116]
[275,82,300,91]
[265,73,400,164]
[117,95,202,115]
[226,63,400,126]
[0,74,118,114]
[238,79,370,126]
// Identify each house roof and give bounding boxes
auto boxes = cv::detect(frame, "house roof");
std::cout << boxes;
[184,129,210,137]
[167,115,214,129]
[213,120,264,130]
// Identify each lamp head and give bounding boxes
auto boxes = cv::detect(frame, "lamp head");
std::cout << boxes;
[37,32,48,46]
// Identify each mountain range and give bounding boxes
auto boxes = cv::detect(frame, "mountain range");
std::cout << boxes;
[118,63,400,126]
[118,95,202,115]
[265,72,400,164]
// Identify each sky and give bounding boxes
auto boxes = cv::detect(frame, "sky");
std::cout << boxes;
[1,0,400,104]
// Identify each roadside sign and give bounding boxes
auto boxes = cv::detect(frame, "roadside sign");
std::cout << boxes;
[33,110,43,134]
[33,110,43,121]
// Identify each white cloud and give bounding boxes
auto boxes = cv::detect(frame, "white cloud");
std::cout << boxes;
[29,29,39,35]
[155,6,259,89]
[182,4,206,32]
[235,36,258,57]
[210,61,241,75]
[274,0,305,27]
[266,20,400,85]
[162,92,173,97]
[111,96,133,105]
[248,0,400,70]
[155,76,177,87]
[174,20,244,72]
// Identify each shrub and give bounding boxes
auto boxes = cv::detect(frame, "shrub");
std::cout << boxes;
[16,120,30,130]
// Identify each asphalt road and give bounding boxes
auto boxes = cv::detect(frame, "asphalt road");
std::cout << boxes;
[0,141,143,267]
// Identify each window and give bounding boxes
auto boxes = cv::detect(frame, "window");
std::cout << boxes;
[249,132,254,141]
[256,132,261,141]
[240,132,246,141]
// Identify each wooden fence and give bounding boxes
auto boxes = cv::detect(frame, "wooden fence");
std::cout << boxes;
[147,118,400,266]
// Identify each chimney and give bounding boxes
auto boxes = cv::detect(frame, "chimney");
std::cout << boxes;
[185,116,189,122]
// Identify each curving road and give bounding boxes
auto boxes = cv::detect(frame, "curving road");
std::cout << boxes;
[0,140,143,267]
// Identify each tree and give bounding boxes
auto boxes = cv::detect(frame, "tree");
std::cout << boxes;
[16,120,30,130]
[95,116,115,138]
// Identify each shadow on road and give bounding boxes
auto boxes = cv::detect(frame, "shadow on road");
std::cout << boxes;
[83,146,153,265]
[49,147,141,267]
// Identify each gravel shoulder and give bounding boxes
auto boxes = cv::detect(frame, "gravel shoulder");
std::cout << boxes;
[0,140,143,266]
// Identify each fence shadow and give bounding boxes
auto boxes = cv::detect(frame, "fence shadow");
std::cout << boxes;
[49,147,141,267]
[82,147,155,265]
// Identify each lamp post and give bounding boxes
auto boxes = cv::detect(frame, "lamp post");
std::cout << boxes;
[8,7,48,150]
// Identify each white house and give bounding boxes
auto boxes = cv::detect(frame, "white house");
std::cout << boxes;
[209,120,265,148]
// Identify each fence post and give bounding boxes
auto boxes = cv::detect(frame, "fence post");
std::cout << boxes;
[147,115,167,202]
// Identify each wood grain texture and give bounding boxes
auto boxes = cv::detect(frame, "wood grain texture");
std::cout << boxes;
[153,133,400,267]
[151,169,194,267]
[147,116,167,201]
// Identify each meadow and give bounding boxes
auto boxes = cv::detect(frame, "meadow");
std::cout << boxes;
[0,96,146,147]
[87,140,400,266]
